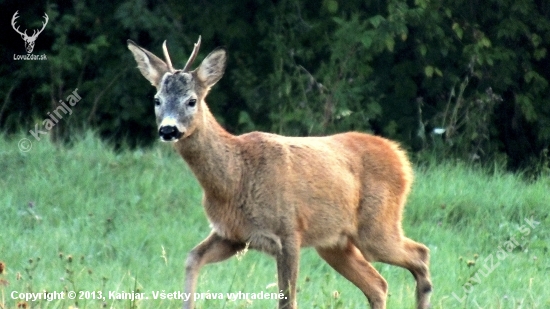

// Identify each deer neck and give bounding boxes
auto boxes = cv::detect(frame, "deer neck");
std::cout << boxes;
[174,104,241,201]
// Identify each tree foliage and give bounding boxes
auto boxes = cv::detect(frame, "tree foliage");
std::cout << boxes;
[1,0,549,169]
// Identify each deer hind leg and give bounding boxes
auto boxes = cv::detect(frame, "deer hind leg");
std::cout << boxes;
[354,229,432,309]
[316,241,388,309]
[183,232,246,309]
[384,238,432,309]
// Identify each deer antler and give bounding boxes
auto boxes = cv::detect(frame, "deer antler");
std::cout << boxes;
[11,11,27,37]
[183,35,202,72]
[29,13,49,39]
[162,40,175,72]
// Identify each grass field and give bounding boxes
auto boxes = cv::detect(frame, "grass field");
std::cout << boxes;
[1,132,549,309]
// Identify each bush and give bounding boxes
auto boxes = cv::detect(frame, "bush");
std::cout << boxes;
[2,0,549,169]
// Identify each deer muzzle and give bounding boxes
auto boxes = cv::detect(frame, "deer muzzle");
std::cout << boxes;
[159,125,183,141]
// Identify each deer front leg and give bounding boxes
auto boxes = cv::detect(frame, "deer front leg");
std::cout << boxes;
[183,232,245,309]
[277,236,300,309]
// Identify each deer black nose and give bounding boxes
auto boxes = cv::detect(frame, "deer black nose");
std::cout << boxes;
[159,125,182,141]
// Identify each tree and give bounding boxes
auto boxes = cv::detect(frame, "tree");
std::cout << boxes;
[1,0,548,169]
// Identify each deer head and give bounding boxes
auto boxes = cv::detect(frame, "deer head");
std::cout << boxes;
[12,11,49,54]
[128,36,227,142]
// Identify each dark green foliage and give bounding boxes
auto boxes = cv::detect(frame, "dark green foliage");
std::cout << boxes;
[1,0,549,168]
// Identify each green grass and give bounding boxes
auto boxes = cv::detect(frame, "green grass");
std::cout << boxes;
[1,132,549,309]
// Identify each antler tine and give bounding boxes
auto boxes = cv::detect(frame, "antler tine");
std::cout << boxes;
[162,40,175,72]
[11,11,26,36]
[28,12,49,39]
[183,35,202,72]
[38,13,49,33]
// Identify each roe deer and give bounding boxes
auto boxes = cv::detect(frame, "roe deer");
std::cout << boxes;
[127,36,432,309]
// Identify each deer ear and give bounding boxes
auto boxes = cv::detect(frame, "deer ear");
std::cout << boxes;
[127,40,169,87]
[196,48,226,88]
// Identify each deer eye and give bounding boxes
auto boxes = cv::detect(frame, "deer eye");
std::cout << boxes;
[187,99,197,107]
[154,98,161,106]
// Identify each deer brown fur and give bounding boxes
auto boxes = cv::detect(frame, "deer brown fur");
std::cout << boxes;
[127,37,432,309]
